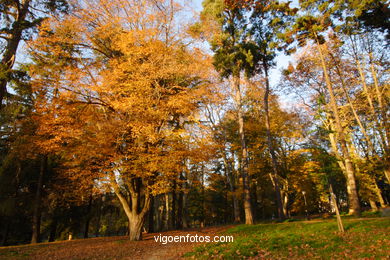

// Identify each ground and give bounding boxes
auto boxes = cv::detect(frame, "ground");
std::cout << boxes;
[0,216,389,259]
[0,226,227,260]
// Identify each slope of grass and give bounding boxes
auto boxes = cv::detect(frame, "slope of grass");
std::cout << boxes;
[185,217,390,259]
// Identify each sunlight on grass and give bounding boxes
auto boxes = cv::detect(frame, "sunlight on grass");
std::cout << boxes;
[185,217,390,259]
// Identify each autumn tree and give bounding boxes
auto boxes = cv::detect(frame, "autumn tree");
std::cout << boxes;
[28,0,213,241]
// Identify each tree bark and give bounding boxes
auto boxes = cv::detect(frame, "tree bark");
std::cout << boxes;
[368,52,390,186]
[373,182,386,208]
[110,175,150,241]
[176,174,184,229]
[148,196,154,233]
[128,214,146,241]
[263,62,285,220]
[330,184,344,233]
[201,164,205,227]
[95,196,103,237]
[31,155,46,244]
[222,153,240,223]
[83,194,93,238]
[369,199,378,211]
[172,180,176,229]
[48,218,57,242]
[0,0,31,108]
[182,176,189,228]
[232,75,254,224]
[164,193,170,230]
[315,39,361,216]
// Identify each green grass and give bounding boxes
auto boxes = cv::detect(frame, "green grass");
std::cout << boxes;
[185,217,390,259]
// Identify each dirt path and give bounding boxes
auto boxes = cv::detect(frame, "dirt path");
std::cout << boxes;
[0,226,231,260]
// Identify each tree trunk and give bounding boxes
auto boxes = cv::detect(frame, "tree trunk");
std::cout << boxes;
[83,194,93,238]
[128,214,146,241]
[373,182,386,208]
[148,196,154,233]
[110,175,151,241]
[48,218,57,242]
[172,180,176,229]
[0,0,31,108]
[315,39,361,216]
[31,155,46,244]
[263,62,285,220]
[232,75,254,225]
[95,197,102,237]
[369,199,378,211]
[201,164,206,227]
[368,52,390,186]
[223,153,240,223]
[164,193,170,230]
[282,190,289,218]
[330,184,344,233]
[177,175,184,229]
[182,184,189,229]
[157,195,165,231]
[232,192,240,223]
[1,219,9,246]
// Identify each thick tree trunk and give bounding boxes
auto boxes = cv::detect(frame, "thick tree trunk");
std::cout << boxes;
[110,175,150,241]
[128,214,146,241]
[31,155,46,244]
[316,40,361,216]
[232,75,254,224]
[263,62,285,220]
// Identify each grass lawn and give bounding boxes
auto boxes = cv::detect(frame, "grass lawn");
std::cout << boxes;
[0,217,388,259]
[185,216,390,259]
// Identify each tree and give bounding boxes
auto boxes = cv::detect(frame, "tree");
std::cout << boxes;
[28,0,213,240]
[0,0,68,108]
[289,11,361,215]
[248,0,296,220]
[197,0,260,225]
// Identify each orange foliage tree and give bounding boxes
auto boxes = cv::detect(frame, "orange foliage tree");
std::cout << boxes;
[28,0,214,241]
